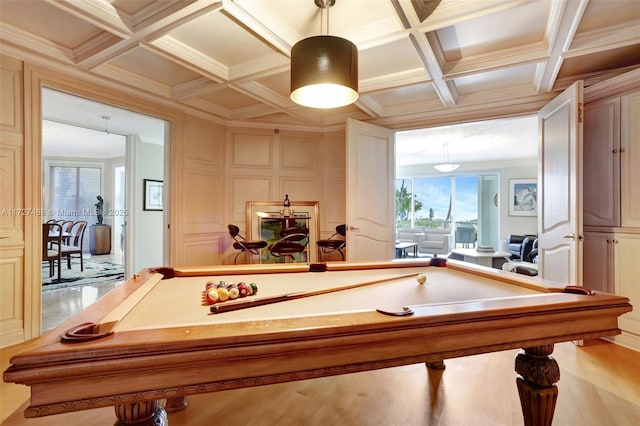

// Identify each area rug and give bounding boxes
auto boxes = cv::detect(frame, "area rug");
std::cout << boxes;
[42,258,125,290]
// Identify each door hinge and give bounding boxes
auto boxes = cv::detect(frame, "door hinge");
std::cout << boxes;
[578,103,583,123]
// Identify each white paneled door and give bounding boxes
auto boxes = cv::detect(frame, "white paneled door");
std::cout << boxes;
[346,119,395,261]
[537,81,584,285]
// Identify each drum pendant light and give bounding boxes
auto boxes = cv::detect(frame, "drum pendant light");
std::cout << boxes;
[290,0,358,109]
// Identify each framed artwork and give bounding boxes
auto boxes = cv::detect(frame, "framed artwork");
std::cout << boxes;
[246,201,319,263]
[143,179,163,211]
[509,179,537,216]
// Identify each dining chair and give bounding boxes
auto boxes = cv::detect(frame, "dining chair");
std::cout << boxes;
[61,220,75,244]
[227,224,268,264]
[42,223,62,281]
[317,224,346,261]
[61,221,87,271]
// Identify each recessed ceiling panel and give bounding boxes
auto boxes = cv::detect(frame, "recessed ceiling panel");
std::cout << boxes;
[359,37,426,81]
[256,72,291,98]
[108,46,203,86]
[577,0,640,33]
[168,9,281,66]
[0,1,105,49]
[558,44,640,79]
[234,0,403,43]
[438,1,549,60]
[199,88,262,110]
[369,83,437,107]
[454,63,537,95]
[113,0,158,16]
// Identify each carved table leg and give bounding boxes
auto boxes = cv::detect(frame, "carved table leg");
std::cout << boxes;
[515,345,560,426]
[164,396,189,413]
[114,400,168,426]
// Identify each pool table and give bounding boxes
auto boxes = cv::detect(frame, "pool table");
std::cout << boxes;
[4,259,631,426]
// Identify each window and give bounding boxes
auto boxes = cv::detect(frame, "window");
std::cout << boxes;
[396,175,478,229]
[49,165,102,251]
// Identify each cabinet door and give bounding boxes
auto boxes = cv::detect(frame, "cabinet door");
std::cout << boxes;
[620,91,640,227]
[582,232,614,294]
[583,98,620,227]
[614,233,640,336]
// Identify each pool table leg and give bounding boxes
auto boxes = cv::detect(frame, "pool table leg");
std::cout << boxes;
[114,400,168,426]
[425,360,446,370]
[515,344,560,426]
[165,396,189,412]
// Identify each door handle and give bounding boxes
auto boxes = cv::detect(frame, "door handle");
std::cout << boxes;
[349,226,360,231]
[562,234,575,240]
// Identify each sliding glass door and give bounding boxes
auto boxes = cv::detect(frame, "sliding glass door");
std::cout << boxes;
[396,174,496,248]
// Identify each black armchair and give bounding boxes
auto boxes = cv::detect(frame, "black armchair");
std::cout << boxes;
[228,224,268,264]
[268,226,309,263]
[506,234,536,260]
[317,224,346,260]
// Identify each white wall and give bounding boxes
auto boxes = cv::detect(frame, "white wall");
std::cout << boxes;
[132,137,163,271]
[498,164,538,239]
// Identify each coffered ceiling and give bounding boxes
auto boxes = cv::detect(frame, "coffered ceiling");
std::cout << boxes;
[1,0,638,132]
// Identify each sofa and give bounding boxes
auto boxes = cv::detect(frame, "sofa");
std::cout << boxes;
[396,227,453,256]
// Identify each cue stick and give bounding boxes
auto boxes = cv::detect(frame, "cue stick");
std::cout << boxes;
[209,272,419,314]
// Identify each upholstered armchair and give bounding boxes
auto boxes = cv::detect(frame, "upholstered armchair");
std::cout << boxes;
[506,234,537,260]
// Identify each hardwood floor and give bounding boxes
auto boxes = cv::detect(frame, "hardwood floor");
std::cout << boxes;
[41,254,123,332]
[2,339,639,425]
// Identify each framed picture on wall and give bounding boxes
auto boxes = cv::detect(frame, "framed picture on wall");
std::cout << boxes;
[143,179,163,211]
[509,179,537,216]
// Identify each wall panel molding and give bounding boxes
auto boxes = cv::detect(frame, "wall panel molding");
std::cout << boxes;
[0,55,23,132]
[280,134,320,171]
[230,131,273,168]
[230,176,272,224]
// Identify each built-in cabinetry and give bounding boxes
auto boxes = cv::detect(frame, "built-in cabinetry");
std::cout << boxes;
[583,79,640,350]
[584,91,640,227]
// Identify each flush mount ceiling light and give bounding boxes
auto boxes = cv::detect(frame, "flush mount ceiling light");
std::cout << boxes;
[290,0,358,109]
[433,143,460,172]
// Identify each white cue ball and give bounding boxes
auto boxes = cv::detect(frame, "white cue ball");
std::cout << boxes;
[416,273,427,285]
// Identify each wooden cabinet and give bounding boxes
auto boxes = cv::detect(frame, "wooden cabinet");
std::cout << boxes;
[620,92,640,227]
[614,233,640,345]
[584,91,640,227]
[582,232,614,294]
[583,231,640,349]
[90,225,111,255]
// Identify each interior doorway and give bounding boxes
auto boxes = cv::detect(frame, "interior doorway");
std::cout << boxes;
[40,88,167,330]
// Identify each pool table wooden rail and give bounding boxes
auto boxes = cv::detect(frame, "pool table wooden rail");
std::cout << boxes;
[3,259,632,426]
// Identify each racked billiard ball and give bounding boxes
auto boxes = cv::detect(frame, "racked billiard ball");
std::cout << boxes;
[237,282,249,297]
[217,287,230,302]
[205,287,220,304]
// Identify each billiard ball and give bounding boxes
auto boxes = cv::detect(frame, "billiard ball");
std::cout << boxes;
[217,287,230,302]
[205,287,220,304]
[237,282,249,297]
[249,282,258,294]
[416,273,427,284]
[227,285,239,300]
